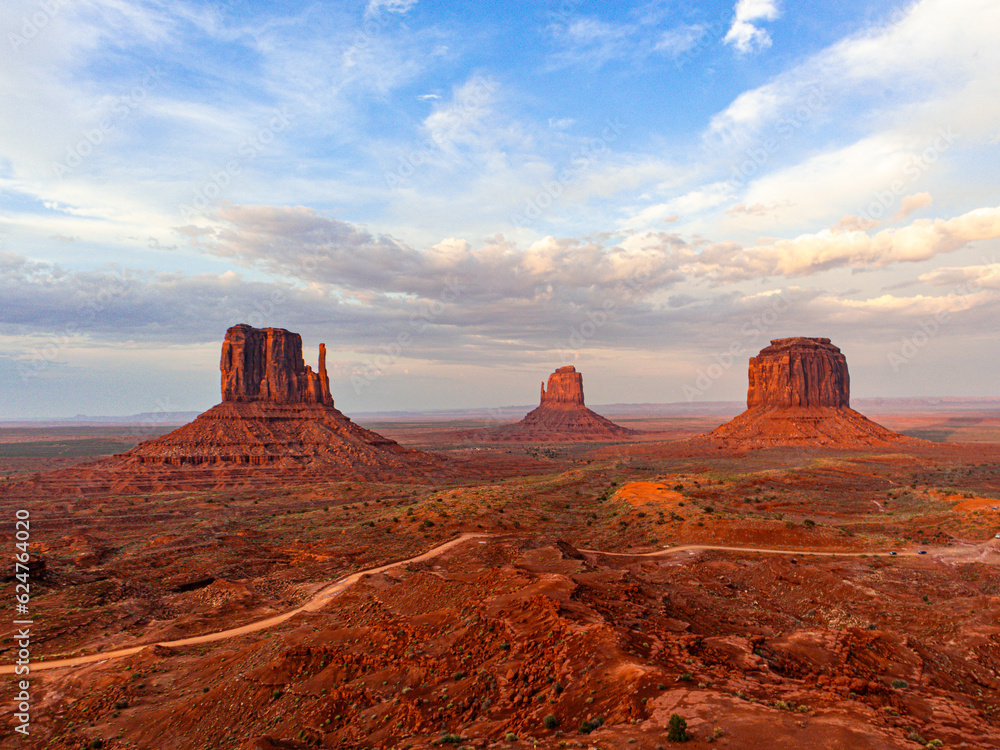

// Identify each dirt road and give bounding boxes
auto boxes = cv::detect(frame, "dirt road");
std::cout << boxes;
[4,533,976,675]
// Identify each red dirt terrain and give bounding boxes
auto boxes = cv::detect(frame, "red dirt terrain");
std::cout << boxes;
[2,432,999,750]
[1,331,999,749]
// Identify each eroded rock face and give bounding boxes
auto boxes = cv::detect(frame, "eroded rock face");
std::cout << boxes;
[14,324,443,492]
[747,337,850,409]
[461,365,635,442]
[709,337,912,448]
[540,365,585,406]
[221,324,332,406]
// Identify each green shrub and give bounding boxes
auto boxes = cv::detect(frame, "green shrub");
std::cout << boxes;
[891,679,908,689]
[667,713,689,742]
[544,714,559,729]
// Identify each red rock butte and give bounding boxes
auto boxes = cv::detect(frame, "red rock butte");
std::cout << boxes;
[221,323,333,406]
[709,337,912,448]
[14,325,442,493]
[463,366,636,442]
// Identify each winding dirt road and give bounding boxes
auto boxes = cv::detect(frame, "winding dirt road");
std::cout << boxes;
[2,533,971,675]
[1,532,488,675]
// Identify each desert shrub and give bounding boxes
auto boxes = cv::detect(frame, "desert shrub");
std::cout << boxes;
[112,700,128,710]
[505,732,517,741]
[891,679,908,689]
[667,713,689,742]
[677,672,693,682]
[544,714,559,729]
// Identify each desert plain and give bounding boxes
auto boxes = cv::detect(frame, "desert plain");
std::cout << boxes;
[1,394,999,750]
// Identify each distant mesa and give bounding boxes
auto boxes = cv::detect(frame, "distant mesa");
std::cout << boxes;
[16,325,441,493]
[462,365,636,442]
[708,337,914,448]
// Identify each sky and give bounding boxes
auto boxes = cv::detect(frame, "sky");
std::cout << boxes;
[1,0,999,419]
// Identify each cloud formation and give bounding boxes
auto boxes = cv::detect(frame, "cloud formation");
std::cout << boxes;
[724,0,781,54]
[366,0,418,17]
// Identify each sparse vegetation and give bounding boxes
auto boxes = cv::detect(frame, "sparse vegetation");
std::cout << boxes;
[667,713,689,742]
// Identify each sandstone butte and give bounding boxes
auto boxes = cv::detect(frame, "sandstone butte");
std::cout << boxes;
[13,325,441,493]
[709,337,914,448]
[463,365,636,442]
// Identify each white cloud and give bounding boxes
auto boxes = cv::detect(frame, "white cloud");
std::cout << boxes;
[893,192,933,222]
[422,76,499,152]
[722,205,1000,279]
[920,262,1000,290]
[365,0,418,17]
[547,12,713,69]
[655,24,707,58]
[709,0,1000,145]
[724,0,781,54]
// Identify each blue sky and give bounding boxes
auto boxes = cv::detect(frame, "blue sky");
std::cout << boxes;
[1,0,999,418]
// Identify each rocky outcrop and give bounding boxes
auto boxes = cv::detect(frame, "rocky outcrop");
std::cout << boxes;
[461,366,636,442]
[747,337,849,409]
[221,324,332,406]
[16,325,443,492]
[540,366,585,406]
[710,337,913,448]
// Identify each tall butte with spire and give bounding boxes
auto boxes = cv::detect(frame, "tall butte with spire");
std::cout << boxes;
[21,324,442,493]
[220,324,334,406]
[708,337,913,448]
[464,365,636,442]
